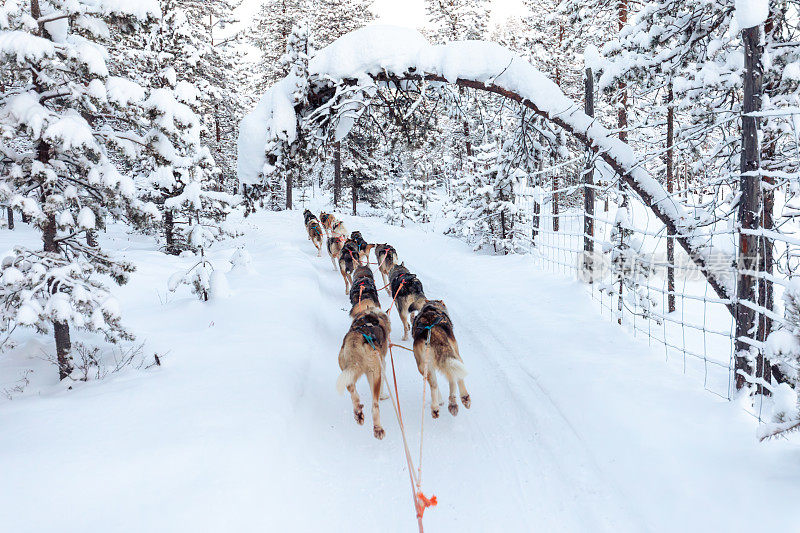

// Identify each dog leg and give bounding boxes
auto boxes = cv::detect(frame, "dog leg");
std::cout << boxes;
[458,379,471,408]
[370,370,385,439]
[382,271,390,296]
[448,378,459,416]
[347,383,364,425]
[399,306,410,341]
[428,369,441,419]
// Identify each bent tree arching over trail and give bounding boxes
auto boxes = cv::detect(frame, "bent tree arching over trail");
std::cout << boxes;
[237,25,734,307]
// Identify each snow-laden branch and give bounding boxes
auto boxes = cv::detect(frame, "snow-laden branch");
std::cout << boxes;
[237,26,735,305]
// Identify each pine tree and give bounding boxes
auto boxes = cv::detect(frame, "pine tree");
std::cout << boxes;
[0,0,160,380]
[137,1,236,254]
[425,0,490,43]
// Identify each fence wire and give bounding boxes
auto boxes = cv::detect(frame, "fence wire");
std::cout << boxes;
[515,167,800,420]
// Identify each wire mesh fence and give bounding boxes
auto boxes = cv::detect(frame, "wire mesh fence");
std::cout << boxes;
[515,166,800,419]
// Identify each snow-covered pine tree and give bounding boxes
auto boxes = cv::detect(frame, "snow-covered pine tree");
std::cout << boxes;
[312,0,374,48]
[140,0,236,254]
[0,0,160,379]
[425,0,489,43]
[246,0,308,91]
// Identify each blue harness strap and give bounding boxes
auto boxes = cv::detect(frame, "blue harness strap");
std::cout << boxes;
[362,332,377,350]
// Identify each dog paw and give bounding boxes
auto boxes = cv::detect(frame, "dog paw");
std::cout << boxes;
[401,334,409,341]
[431,408,440,419]
[380,393,389,401]
[373,426,385,440]
[448,401,458,416]
[461,394,471,409]
[354,405,365,425]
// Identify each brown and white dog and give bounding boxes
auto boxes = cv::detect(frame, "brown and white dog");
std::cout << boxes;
[337,309,392,439]
[327,235,346,271]
[374,244,398,295]
[320,212,335,237]
[388,264,427,340]
[305,213,323,256]
[330,219,348,240]
[412,300,470,418]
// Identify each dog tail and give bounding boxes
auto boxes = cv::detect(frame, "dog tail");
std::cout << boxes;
[444,358,468,381]
[336,367,358,395]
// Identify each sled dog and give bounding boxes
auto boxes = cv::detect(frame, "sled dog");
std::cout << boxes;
[349,266,381,317]
[412,300,470,418]
[337,309,392,439]
[388,264,426,340]
[374,244,398,295]
[306,218,323,256]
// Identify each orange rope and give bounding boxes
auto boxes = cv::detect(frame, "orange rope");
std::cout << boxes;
[385,279,405,315]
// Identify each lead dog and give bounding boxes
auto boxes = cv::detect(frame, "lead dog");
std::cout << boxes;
[412,300,470,418]
[349,266,380,317]
[388,264,426,340]
[306,218,323,256]
[303,209,317,226]
[337,309,391,439]
[374,244,398,295]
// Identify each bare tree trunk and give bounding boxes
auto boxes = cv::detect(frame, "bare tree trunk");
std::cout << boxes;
[552,168,559,232]
[666,82,676,313]
[6,207,13,230]
[351,173,357,216]
[735,24,764,391]
[583,67,595,276]
[286,171,293,210]
[334,142,341,208]
[44,211,73,379]
[164,208,177,255]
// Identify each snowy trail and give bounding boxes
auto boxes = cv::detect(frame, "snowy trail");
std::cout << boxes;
[2,210,800,532]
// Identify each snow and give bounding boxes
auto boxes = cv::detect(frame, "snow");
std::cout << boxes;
[43,112,97,153]
[735,0,769,29]
[0,31,55,64]
[106,77,146,106]
[77,207,96,230]
[99,0,161,21]
[1,207,800,531]
[583,43,602,71]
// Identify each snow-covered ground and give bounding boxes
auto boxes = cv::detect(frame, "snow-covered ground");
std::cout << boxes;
[1,206,800,532]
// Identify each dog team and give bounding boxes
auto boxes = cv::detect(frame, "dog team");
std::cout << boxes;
[303,209,471,440]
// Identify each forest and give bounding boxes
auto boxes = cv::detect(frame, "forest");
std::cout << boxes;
[2,0,800,531]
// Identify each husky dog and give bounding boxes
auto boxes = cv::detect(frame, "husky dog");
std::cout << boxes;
[337,309,392,439]
[331,219,348,240]
[303,209,318,226]
[388,264,426,340]
[306,219,323,256]
[349,231,374,265]
[349,266,381,317]
[338,239,360,294]
[327,235,346,271]
[412,300,470,418]
[320,212,335,237]
[374,244,398,295]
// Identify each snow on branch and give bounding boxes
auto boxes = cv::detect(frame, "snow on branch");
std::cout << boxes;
[238,25,735,303]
